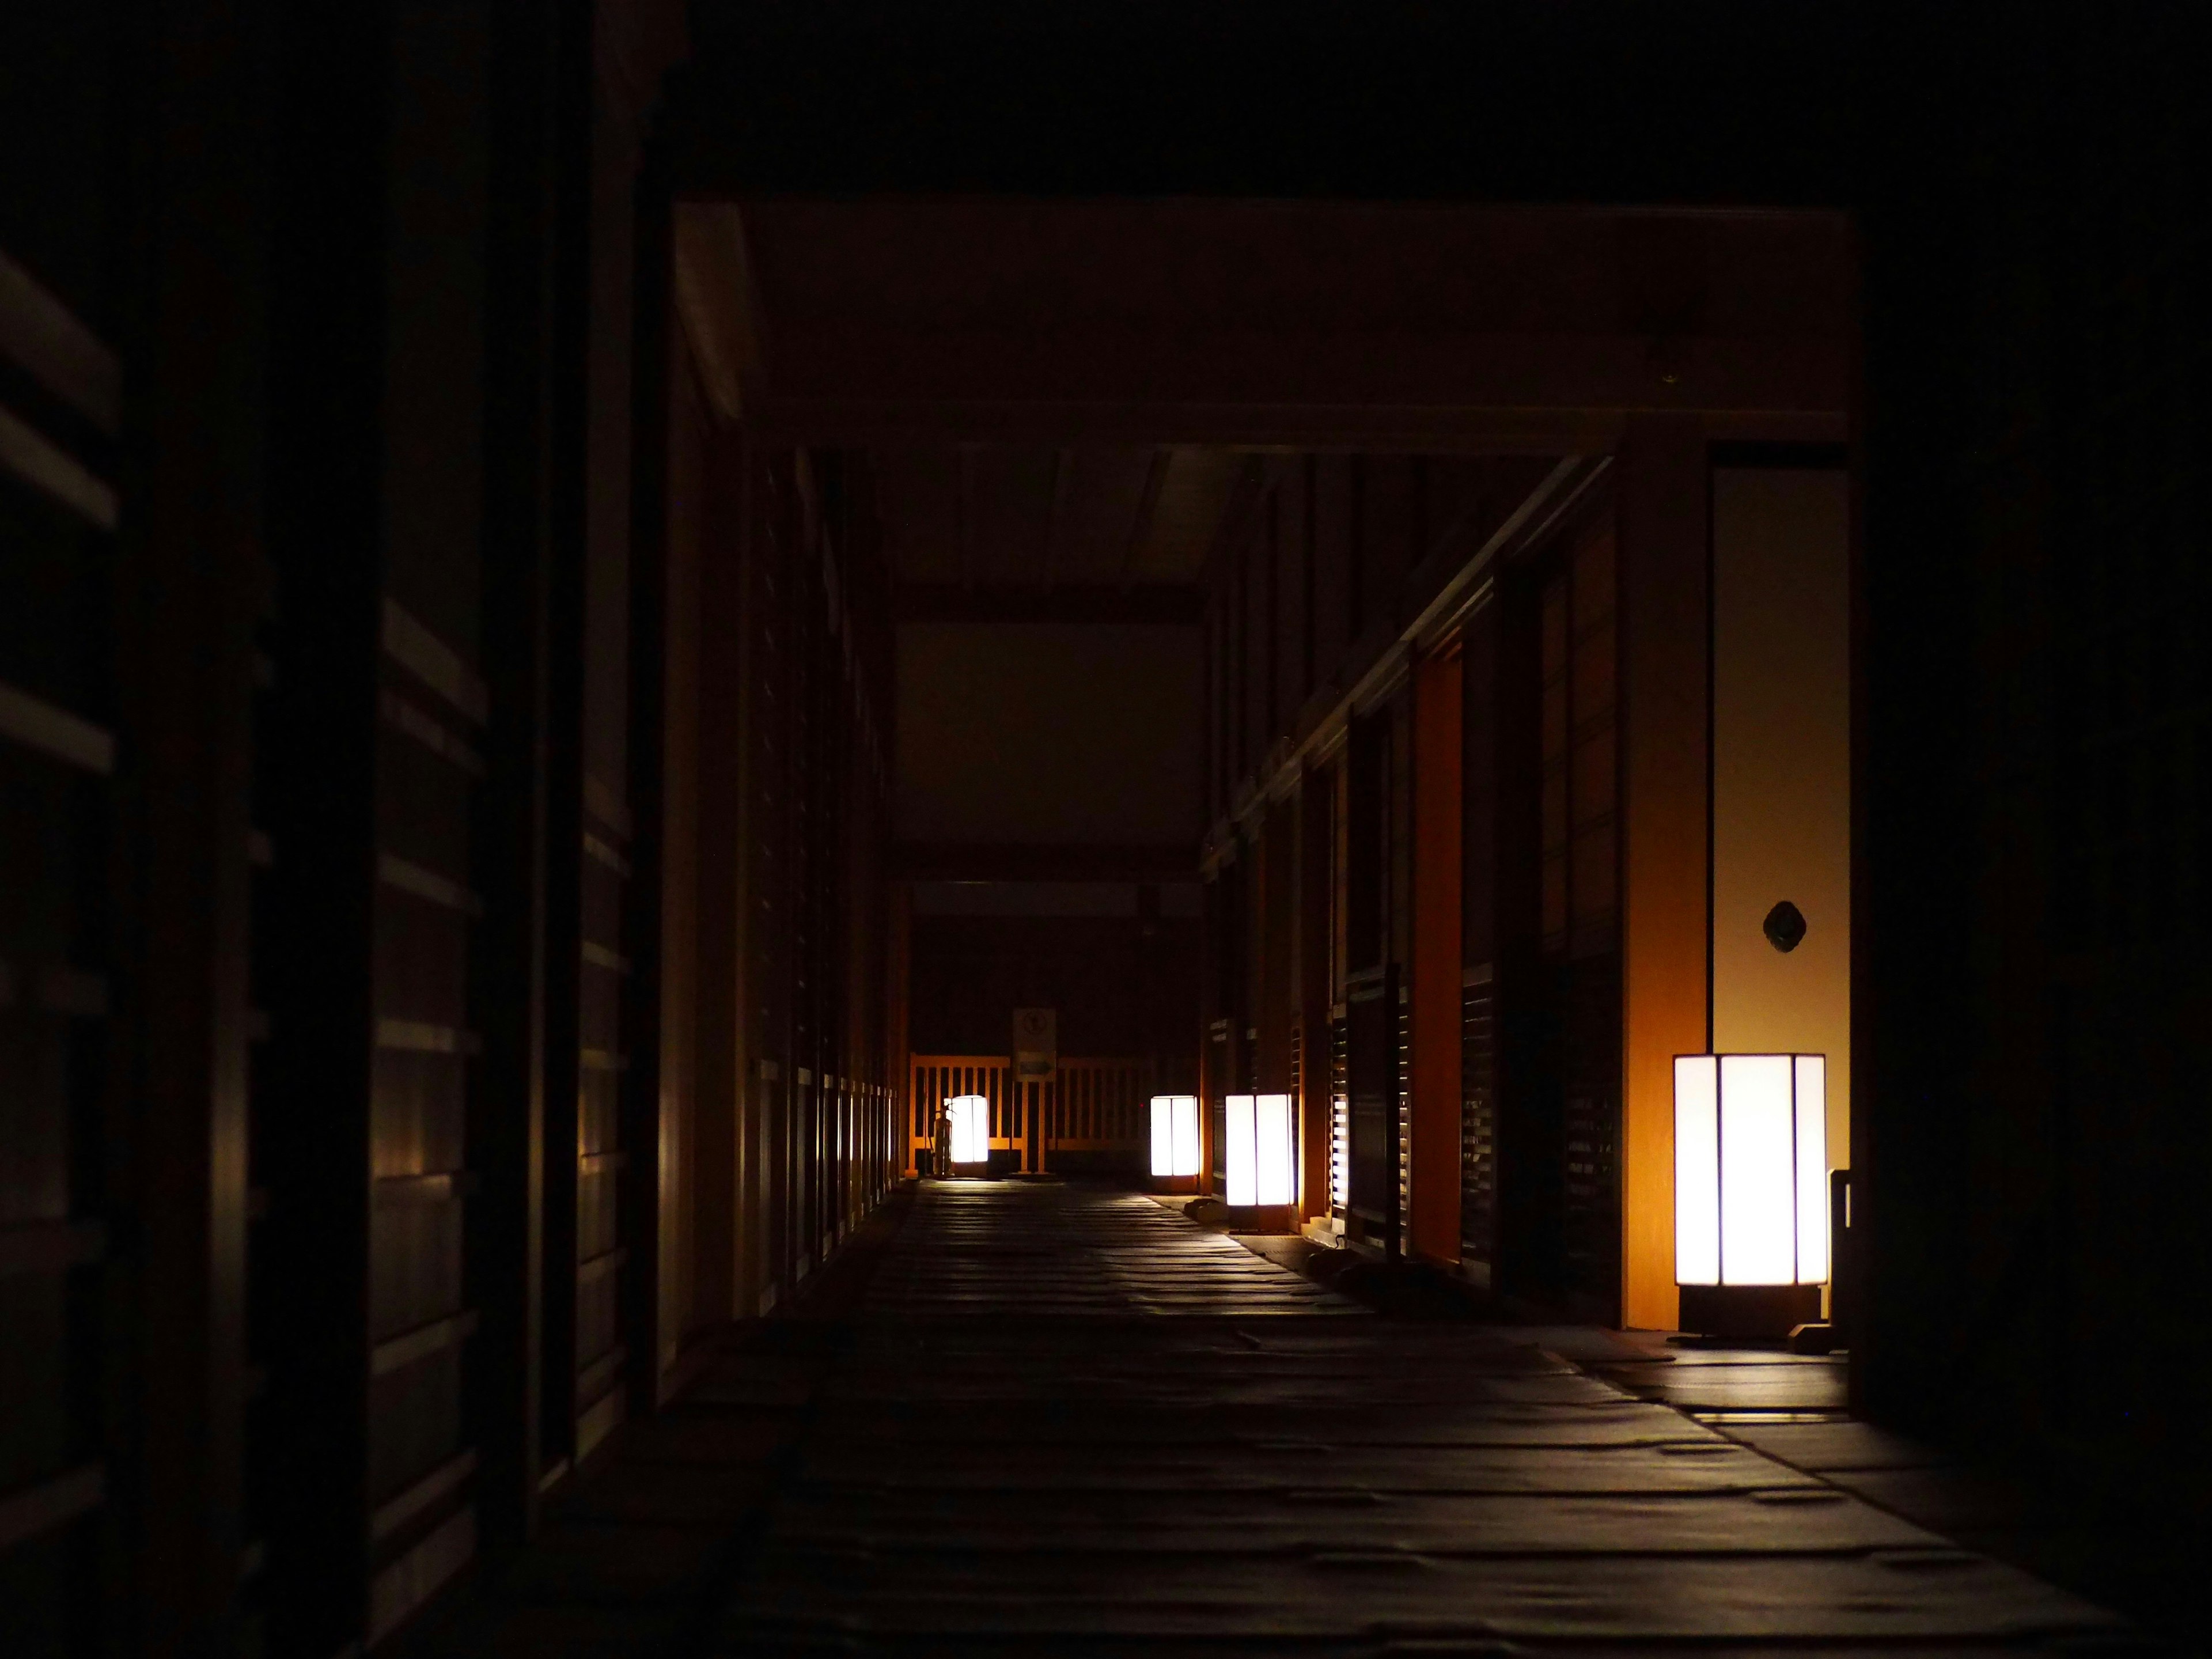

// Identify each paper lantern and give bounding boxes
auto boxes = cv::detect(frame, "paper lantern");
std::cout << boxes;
[944,1093,990,1166]
[1150,1094,1201,1178]
[1224,1092,1296,1207]
[1674,1055,1828,1286]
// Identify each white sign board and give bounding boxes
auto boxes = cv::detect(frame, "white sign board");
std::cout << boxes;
[1013,1007,1057,1081]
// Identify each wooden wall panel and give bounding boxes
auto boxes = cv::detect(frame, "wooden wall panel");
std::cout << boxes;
[691,428,748,1327]
[656,335,705,1359]
[1409,645,1464,1264]
[1459,600,1502,1269]
[0,223,127,1656]
[1260,796,1296,1095]
[1295,772,1335,1222]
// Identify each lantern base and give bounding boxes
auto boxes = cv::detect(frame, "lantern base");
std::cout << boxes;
[1220,1203,1298,1234]
[1679,1283,1823,1340]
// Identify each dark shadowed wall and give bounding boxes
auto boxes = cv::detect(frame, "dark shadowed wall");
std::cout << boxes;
[896,623,1202,846]
[905,883,1201,1080]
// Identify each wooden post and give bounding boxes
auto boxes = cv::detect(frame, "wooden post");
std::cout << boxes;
[1409,643,1464,1264]
[1296,772,1334,1224]
[1616,414,1710,1332]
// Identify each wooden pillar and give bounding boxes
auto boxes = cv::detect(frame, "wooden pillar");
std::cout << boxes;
[1295,772,1334,1222]
[1616,414,1710,1331]
[1409,643,1464,1264]
[1260,796,1296,1095]
[122,12,267,1634]
[691,426,748,1322]
[1459,600,1502,1274]
[888,881,913,1173]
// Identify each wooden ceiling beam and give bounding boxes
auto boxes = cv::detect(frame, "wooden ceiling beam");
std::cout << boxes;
[956,444,975,588]
[895,584,1204,626]
[1039,447,1071,590]
[757,328,1843,421]
[764,404,1843,452]
[892,840,1198,882]
[1120,449,1171,592]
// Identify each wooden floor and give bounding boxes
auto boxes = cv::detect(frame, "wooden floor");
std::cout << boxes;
[410,1179,2149,1657]
[718,1180,2130,1655]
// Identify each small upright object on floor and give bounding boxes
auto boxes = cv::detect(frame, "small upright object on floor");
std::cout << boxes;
[944,1093,990,1172]
[1675,1054,1828,1338]
[1149,1094,1201,1190]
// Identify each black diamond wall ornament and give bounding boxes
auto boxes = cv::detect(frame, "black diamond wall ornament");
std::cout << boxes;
[1763,900,1808,953]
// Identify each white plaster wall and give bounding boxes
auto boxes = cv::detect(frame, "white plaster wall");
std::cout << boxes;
[1711,468,1851,1175]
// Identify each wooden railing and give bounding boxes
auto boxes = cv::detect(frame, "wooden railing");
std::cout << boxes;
[907,1054,1154,1173]
[1043,1057,1154,1155]
[908,1056,1018,1163]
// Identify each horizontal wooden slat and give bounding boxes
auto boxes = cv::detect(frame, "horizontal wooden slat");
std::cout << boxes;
[579,940,629,974]
[581,774,630,839]
[369,1448,477,1544]
[578,1149,627,1177]
[367,1505,475,1647]
[577,1047,626,1073]
[0,1463,104,1552]
[378,852,483,916]
[37,965,106,1018]
[0,1219,105,1279]
[381,599,487,725]
[0,247,120,431]
[375,1171,480,1207]
[370,1308,481,1378]
[582,830,631,877]
[0,679,115,774]
[574,1382,624,1464]
[0,961,108,1018]
[376,1020,483,1056]
[577,1246,628,1287]
[380,688,484,775]
[0,403,116,529]
[895,582,1206,626]
[576,1345,626,1407]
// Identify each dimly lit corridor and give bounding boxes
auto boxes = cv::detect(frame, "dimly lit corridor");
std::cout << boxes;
[5,3,2210,1656]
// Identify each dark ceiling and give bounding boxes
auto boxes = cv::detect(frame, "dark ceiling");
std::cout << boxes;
[873,445,1240,590]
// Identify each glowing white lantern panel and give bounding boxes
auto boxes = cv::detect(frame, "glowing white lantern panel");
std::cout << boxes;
[1673,1054,1828,1287]
[1673,1056,1721,1286]
[1225,1094,1257,1206]
[1719,1055,1796,1285]
[1794,1056,1829,1282]
[1254,1093,1294,1206]
[1149,1094,1202,1178]
[1224,1093,1296,1207]
[945,1094,990,1165]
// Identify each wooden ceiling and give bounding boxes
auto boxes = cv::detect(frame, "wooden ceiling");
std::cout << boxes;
[677,200,1850,455]
[673,198,1851,601]
[873,445,1240,589]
